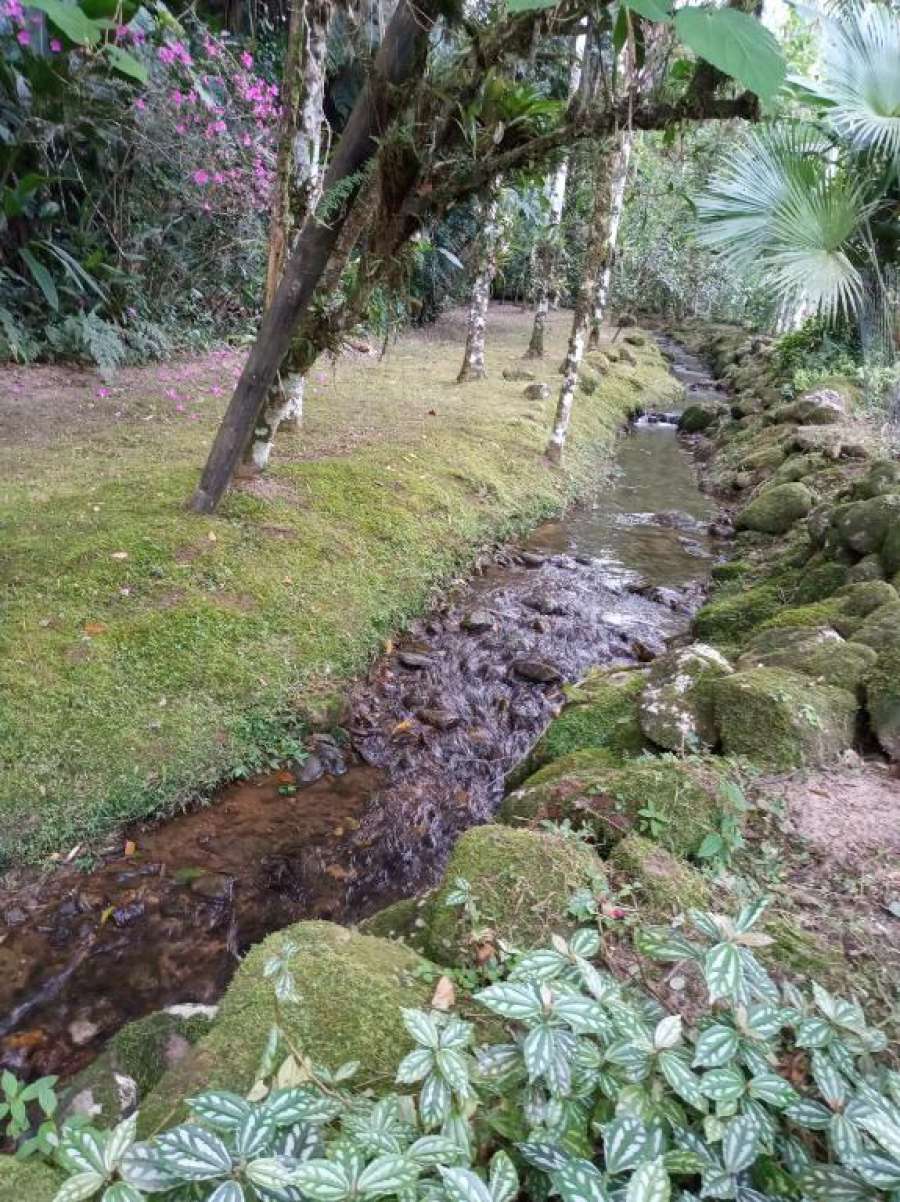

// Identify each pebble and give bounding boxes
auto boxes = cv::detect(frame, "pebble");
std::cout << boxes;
[460,609,493,633]
[511,658,563,683]
[416,708,460,730]
[518,552,546,568]
[398,651,432,670]
[69,1019,99,1046]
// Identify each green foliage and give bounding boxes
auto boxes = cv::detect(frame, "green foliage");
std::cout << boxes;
[674,8,786,103]
[33,899,900,1202]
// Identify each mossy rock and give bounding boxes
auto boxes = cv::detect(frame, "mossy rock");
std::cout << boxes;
[738,443,790,475]
[736,483,814,536]
[867,645,900,761]
[794,559,850,603]
[609,833,711,916]
[624,332,646,346]
[618,346,638,366]
[59,1008,215,1124]
[769,453,825,486]
[0,1157,64,1202]
[735,626,877,695]
[847,554,884,584]
[678,405,717,434]
[359,897,427,949]
[710,561,751,584]
[709,667,857,769]
[770,389,847,427]
[139,922,431,1134]
[830,494,900,556]
[762,915,844,981]
[578,365,602,395]
[522,669,646,775]
[423,825,604,965]
[693,583,783,644]
[637,644,733,752]
[758,597,844,632]
[501,751,728,858]
[847,599,900,652]
[851,459,900,500]
[882,521,900,577]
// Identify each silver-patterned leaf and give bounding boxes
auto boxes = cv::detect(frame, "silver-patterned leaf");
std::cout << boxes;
[626,1156,670,1202]
[435,1049,470,1096]
[357,1154,420,1197]
[264,1086,341,1127]
[812,1049,848,1109]
[721,1115,758,1175]
[234,1108,276,1159]
[156,1123,234,1181]
[100,1185,143,1202]
[208,1183,246,1202]
[439,1018,474,1051]
[489,1150,518,1202]
[517,1141,570,1172]
[850,1152,900,1189]
[59,1128,108,1176]
[401,1010,440,1049]
[733,898,769,934]
[795,1018,833,1050]
[187,1090,252,1131]
[700,1068,746,1104]
[784,1098,834,1130]
[705,944,742,1004]
[659,1050,707,1112]
[118,1143,178,1192]
[653,1016,682,1051]
[420,1072,453,1130]
[104,1114,137,1172]
[603,1115,647,1176]
[407,1136,467,1169]
[553,1158,607,1202]
[830,1114,863,1165]
[439,1166,493,1202]
[474,983,544,1022]
[742,1005,782,1043]
[854,1104,900,1161]
[396,1048,436,1085]
[554,995,612,1036]
[291,1158,353,1201]
[634,928,701,964]
[797,1164,870,1202]
[51,1173,106,1202]
[523,1024,556,1082]
[693,1025,739,1069]
[509,950,567,982]
[570,928,601,959]
[747,1073,796,1108]
[474,1044,521,1081]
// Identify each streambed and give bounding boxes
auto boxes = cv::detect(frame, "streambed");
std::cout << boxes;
[0,337,721,1084]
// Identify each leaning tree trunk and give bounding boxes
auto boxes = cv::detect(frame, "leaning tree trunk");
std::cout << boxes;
[587,130,633,350]
[546,141,616,465]
[457,192,501,382]
[525,32,585,360]
[241,0,332,475]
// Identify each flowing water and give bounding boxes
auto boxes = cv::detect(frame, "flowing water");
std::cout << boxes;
[0,337,721,1084]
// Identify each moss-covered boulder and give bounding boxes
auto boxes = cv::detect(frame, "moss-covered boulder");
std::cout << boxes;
[610,833,711,916]
[578,365,602,395]
[693,582,783,645]
[867,646,900,760]
[794,559,850,603]
[523,669,645,774]
[501,751,727,858]
[678,405,717,434]
[882,520,900,577]
[0,1157,64,1202]
[770,388,847,426]
[139,922,431,1134]
[423,826,603,965]
[359,897,427,949]
[851,459,900,500]
[830,494,900,556]
[709,667,857,769]
[59,1008,215,1124]
[736,483,814,536]
[848,599,900,652]
[637,644,732,752]
[735,626,877,695]
[847,554,884,583]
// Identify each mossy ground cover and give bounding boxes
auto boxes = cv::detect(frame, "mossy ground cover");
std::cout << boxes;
[0,308,677,866]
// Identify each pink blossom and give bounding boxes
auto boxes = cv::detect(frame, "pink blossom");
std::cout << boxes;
[169,89,184,106]
[158,44,176,65]
[49,37,61,51]
[3,0,23,18]
[240,50,253,68]
[192,169,209,186]
[134,97,146,110]
[97,386,110,398]
[114,24,128,40]
[16,28,30,45]
[175,403,185,413]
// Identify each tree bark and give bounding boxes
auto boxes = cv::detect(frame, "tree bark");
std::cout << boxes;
[242,0,332,473]
[525,32,585,359]
[189,0,437,513]
[588,129,633,350]
[546,141,615,465]
[457,192,500,382]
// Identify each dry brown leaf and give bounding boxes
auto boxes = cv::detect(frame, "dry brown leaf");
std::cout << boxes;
[110,551,129,560]
[431,975,456,1011]
[124,839,136,857]
[84,622,108,637]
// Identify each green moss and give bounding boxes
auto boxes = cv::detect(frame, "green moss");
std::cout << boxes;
[758,597,843,631]
[423,825,604,965]
[762,915,843,980]
[502,751,728,859]
[0,1157,64,1202]
[736,483,814,536]
[139,921,431,1134]
[678,405,717,434]
[867,645,900,760]
[609,833,711,916]
[848,599,900,652]
[735,627,877,694]
[526,670,646,771]
[693,583,783,644]
[710,561,751,584]
[709,667,857,769]
[0,313,678,866]
[793,560,850,603]
[359,897,426,947]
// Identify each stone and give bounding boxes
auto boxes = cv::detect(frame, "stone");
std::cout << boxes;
[618,346,638,366]
[867,645,900,761]
[416,707,460,730]
[511,658,563,683]
[637,644,733,752]
[423,825,603,965]
[0,1157,64,1202]
[624,332,646,346]
[502,367,535,382]
[847,554,884,583]
[578,365,601,394]
[793,427,843,457]
[610,833,711,915]
[523,382,549,401]
[397,651,432,670]
[852,459,900,500]
[501,750,729,858]
[358,897,426,947]
[138,922,431,1135]
[848,599,900,652]
[678,405,717,434]
[735,483,814,536]
[830,494,900,556]
[460,608,494,632]
[298,753,324,783]
[771,388,847,426]
[735,626,877,695]
[882,521,900,576]
[519,551,546,567]
[709,667,857,769]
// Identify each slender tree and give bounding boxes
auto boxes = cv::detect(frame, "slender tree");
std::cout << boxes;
[587,129,633,348]
[457,187,501,382]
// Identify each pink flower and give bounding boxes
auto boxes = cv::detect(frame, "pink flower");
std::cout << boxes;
[134,97,146,110]
[16,28,30,45]
[97,387,110,398]
[114,24,128,40]
[175,403,185,412]
[49,37,61,51]
[3,0,23,18]
[240,50,253,68]
[192,169,209,186]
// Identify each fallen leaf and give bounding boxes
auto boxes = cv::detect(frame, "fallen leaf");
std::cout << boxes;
[110,551,129,560]
[100,905,114,926]
[207,530,217,542]
[431,975,455,1011]
[475,941,497,966]
[124,839,136,857]
[275,770,295,785]
[391,719,414,736]
[84,622,108,637]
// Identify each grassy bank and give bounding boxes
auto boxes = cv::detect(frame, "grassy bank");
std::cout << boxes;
[0,307,678,866]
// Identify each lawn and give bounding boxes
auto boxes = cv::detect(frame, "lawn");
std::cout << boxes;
[0,306,678,866]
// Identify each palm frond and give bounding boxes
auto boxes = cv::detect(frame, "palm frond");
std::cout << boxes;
[819,3,900,161]
[695,126,870,320]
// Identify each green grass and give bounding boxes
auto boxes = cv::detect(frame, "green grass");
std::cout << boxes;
[0,307,679,866]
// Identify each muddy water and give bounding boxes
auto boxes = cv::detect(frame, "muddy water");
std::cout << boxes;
[0,339,718,1083]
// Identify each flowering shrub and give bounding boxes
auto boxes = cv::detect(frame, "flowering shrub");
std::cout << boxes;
[13,896,898,1202]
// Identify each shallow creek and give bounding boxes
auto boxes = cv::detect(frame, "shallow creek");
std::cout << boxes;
[0,337,722,1083]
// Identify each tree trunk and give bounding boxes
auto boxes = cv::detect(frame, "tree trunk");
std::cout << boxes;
[588,130,633,350]
[546,141,615,465]
[241,0,332,473]
[189,0,436,514]
[457,192,500,383]
[525,33,585,359]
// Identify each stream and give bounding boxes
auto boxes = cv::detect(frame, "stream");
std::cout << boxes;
[0,336,723,1084]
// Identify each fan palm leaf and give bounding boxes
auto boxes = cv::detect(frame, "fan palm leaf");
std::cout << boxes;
[819,3,900,161]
